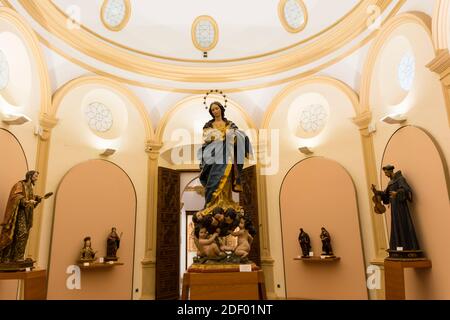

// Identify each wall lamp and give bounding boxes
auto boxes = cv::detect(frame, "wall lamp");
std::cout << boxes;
[380,113,407,124]
[2,114,31,126]
[100,148,116,157]
[298,146,314,156]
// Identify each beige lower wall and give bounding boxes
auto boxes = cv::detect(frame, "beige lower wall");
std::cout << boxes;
[382,126,450,299]
[47,159,136,300]
[280,157,367,299]
[0,128,28,299]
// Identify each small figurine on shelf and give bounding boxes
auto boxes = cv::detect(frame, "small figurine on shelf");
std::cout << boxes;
[298,228,311,258]
[320,227,335,258]
[105,227,122,262]
[79,236,97,263]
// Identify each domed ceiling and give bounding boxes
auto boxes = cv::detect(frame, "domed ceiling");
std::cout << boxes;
[52,0,361,61]
[2,0,401,91]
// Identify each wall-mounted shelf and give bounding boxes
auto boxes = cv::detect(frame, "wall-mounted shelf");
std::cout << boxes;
[77,262,124,269]
[294,257,340,263]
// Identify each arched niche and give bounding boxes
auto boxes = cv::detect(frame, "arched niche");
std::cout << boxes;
[360,13,433,115]
[381,125,450,299]
[0,128,27,299]
[280,157,367,299]
[47,159,136,300]
[0,7,51,116]
[51,76,154,152]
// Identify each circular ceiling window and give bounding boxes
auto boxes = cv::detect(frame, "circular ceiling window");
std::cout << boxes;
[85,102,114,133]
[299,104,328,135]
[192,15,219,53]
[278,0,308,33]
[101,0,131,31]
[398,52,415,91]
[288,92,330,139]
[0,50,9,90]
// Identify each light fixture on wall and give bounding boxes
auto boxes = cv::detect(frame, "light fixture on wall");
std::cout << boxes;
[380,113,407,124]
[298,146,313,155]
[1,113,31,126]
[100,148,116,157]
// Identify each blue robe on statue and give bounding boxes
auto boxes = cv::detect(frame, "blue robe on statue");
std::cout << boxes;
[198,119,251,214]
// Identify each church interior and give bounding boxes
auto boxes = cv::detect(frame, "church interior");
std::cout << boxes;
[0,0,449,300]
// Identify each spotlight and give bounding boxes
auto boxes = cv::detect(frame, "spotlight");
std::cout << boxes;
[380,114,407,124]
[100,148,116,157]
[2,114,31,125]
[298,146,313,155]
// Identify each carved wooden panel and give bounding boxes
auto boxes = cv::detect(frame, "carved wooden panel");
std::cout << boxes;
[240,166,261,266]
[156,167,180,300]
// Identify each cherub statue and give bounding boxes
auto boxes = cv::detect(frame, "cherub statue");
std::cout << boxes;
[230,216,256,260]
[194,226,225,259]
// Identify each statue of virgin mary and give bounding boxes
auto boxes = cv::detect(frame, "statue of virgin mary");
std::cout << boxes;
[197,101,252,217]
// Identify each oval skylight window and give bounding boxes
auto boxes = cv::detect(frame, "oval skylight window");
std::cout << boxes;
[192,16,219,52]
[101,0,131,31]
[398,52,415,91]
[279,0,308,33]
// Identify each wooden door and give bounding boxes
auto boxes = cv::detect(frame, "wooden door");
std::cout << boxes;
[240,166,261,266]
[155,167,180,300]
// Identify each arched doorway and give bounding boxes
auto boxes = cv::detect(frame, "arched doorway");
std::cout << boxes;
[156,165,260,300]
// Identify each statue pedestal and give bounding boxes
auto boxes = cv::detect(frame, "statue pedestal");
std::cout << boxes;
[181,267,266,300]
[0,269,47,300]
[386,249,424,260]
[104,256,119,262]
[384,259,432,300]
[0,259,35,272]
